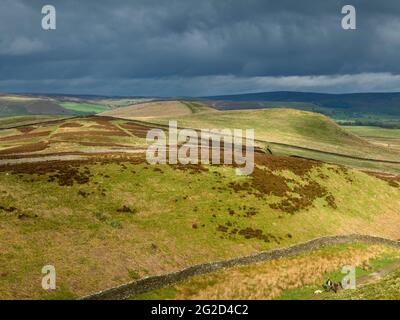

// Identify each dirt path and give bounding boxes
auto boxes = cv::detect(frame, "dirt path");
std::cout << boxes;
[311,261,400,300]
[357,261,400,285]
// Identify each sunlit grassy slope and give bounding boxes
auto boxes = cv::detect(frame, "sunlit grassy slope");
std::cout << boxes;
[0,115,64,129]
[344,126,400,152]
[1,129,400,298]
[0,95,112,117]
[107,104,400,167]
[101,100,215,120]
[153,109,388,156]
[330,268,400,300]
[59,102,110,113]
[0,116,148,156]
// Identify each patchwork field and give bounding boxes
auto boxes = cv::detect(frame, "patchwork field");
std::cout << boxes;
[0,94,119,117]
[0,116,149,157]
[0,96,74,116]
[344,126,400,152]
[59,102,110,114]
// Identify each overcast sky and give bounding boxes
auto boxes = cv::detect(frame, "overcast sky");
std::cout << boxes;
[1,0,400,96]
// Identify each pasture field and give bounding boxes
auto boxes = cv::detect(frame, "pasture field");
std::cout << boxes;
[149,108,399,160]
[105,103,400,173]
[343,126,400,152]
[59,102,110,114]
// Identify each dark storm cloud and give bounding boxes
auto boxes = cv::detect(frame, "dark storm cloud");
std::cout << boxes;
[1,0,400,95]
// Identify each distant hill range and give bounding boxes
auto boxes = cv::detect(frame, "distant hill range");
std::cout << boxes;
[202,91,400,118]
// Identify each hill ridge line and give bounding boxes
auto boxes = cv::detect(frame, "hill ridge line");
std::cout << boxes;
[2,115,400,166]
[104,116,400,165]
[80,234,400,300]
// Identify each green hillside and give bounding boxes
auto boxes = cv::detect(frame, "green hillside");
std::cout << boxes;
[204,91,400,117]
[59,102,110,113]
[0,95,110,117]
[0,117,400,299]
[135,107,400,164]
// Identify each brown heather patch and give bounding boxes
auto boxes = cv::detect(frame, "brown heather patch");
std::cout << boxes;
[363,171,400,188]
[236,227,281,244]
[0,155,146,186]
[228,165,336,214]
[269,181,329,214]
[254,153,322,176]
[251,167,292,197]
[327,166,353,182]
[169,163,209,174]
[59,122,83,128]
[117,205,136,214]
[216,220,286,244]
[0,141,49,155]
[77,141,129,147]
[90,116,118,124]
[52,130,129,139]
[0,130,51,142]
[119,123,151,138]
[16,126,36,133]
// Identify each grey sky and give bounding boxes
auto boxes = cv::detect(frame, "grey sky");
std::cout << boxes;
[1,0,400,96]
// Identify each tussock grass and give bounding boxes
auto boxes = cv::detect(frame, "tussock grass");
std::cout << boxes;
[133,244,400,300]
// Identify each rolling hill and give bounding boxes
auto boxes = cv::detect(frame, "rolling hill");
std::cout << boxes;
[0,116,400,299]
[104,102,400,169]
[101,100,214,120]
[203,91,400,116]
[0,95,112,117]
[1,97,400,299]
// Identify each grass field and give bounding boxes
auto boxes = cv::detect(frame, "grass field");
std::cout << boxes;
[101,100,214,120]
[330,267,400,300]
[0,95,114,117]
[151,108,398,158]
[59,102,110,114]
[343,126,400,152]
[104,103,400,173]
